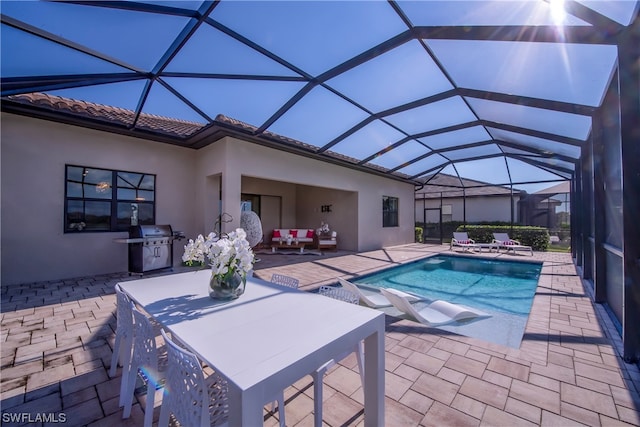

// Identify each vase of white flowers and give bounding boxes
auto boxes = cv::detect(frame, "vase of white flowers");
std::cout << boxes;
[182,228,255,300]
[207,228,254,300]
[209,270,245,300]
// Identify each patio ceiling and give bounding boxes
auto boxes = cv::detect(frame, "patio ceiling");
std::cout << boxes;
[1,1,638,191]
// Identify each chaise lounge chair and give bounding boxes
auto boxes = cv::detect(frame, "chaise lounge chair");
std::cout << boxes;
[337,278,422,308]
[450,232,480,252]
[380,288,489,326]
[492,232,533,256]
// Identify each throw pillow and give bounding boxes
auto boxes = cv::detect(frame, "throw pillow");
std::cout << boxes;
[273,229,281,238]
[290,229,298,238]
[460,240,470,244]
[306,229,314,238]
[504,240,514,245]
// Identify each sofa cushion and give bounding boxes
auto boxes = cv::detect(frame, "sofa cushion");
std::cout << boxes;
[272,229,290,240]
[271,228,314,243]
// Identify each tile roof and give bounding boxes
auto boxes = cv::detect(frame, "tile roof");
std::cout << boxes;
[416,173,520,198]
[534,181,570,194]
[5,92,205,138]
[2,92,415,182]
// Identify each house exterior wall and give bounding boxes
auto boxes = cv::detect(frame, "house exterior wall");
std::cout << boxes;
[238,177,360,251]
[415,195,519,223]
[465,196,519,222]
[295,185,358,251]
[2,114,415,285]
[1,113,198,286]
[203,138,414,252]
[241,176,297,230]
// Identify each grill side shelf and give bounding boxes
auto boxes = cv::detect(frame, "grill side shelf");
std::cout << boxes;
[114,238,147,243]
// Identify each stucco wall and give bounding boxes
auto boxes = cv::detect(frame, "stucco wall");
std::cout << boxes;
[241,176,297,229]
[240,177,359,249]
[2,115,415,285]
[217,138,415,252]
[295,185,358,251]
[1,113,197,285]
[415,196,520,223]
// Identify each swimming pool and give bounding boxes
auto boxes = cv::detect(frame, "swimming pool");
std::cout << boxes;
[353,255,542,348]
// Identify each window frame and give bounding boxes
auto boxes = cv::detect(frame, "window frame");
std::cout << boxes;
[382,195,399,227]
[64,164,156,233]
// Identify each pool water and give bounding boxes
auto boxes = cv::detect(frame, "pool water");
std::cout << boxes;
[353,255,542,348]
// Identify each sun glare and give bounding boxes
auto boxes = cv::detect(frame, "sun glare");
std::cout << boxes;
[549,0,567,25]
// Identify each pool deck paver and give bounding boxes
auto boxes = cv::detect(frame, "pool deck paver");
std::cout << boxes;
[1,243,639,426]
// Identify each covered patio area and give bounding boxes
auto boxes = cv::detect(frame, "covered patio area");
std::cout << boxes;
[2,245,638,426]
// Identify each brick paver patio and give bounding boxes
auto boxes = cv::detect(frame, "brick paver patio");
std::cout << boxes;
[2,244,639,426]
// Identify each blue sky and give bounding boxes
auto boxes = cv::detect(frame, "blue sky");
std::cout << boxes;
[2,0,636,190]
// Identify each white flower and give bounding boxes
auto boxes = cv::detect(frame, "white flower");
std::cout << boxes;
[182,232,219,266]
[318,221,330,234]
[183,228,255,282]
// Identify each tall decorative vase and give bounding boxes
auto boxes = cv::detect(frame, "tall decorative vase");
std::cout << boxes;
[209,271,246,300]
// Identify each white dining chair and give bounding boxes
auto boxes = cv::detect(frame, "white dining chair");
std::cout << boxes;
[270,273,300,289]
[313,286,365,427]
[158,329,287,427]
[158,329,229,427]
[268,273,300,418]
[110,284,134,407]
[122,306,167,427]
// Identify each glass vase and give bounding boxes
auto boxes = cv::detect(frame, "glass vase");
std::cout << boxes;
[208,271,246,300]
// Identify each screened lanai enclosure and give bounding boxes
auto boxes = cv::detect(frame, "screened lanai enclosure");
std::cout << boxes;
[414,173,571,246]
[1,1,639,361]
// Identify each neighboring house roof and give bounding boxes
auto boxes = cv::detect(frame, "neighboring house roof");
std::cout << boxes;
[532,181,570,205]
[536,197,563,206]
[534,181,571,195]
[415,173,522,199]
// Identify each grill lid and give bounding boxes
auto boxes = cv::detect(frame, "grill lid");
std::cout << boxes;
[129,224,173,239]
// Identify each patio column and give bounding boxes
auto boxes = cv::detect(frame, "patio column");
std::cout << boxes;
[591,102,607,304]
[580,141,594,282]
[571,169,581,266]
[220,170,242,235]
[618,16,640,363]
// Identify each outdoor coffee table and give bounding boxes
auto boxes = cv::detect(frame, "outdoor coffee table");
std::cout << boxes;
[271,241,306,253]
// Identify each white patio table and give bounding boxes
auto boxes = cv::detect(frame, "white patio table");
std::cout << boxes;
[118,269,385,426]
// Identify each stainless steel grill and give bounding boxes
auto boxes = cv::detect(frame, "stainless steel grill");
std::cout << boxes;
[127,224,174,274]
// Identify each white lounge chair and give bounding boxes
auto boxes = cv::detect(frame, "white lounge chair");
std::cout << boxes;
[380,288,489,326]
[337,278,422,308]
[492,232,533,256]
[450,232,479,252]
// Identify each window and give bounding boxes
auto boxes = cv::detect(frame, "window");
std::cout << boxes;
[383,196,399,227]
[241,193,261,216]
[65,165,155,232]
[442,204,453,222]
